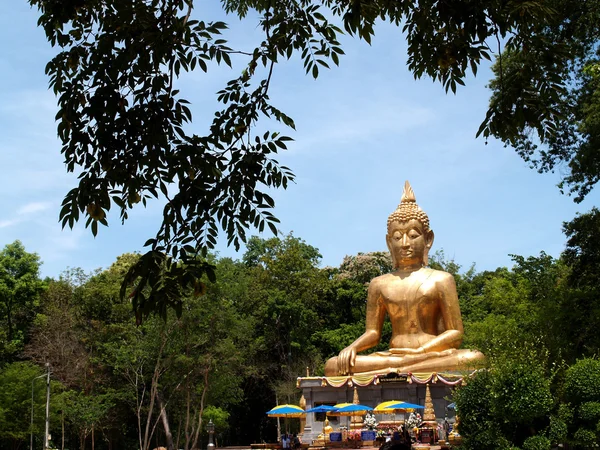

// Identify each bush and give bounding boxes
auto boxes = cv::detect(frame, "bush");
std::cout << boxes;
[522,435,551,450]
[578,401,600,423]
[573,427,597,445]
[490,359,553,426]
[564,359,600,404]
[547,416,567,445]
[452,358,554,450]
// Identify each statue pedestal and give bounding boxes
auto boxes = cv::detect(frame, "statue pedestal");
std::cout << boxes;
[297,373,463,443]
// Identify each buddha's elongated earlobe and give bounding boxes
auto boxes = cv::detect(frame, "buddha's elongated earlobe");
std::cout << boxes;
[423,230,435,266]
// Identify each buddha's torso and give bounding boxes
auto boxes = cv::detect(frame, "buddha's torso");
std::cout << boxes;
[375,268,445,349]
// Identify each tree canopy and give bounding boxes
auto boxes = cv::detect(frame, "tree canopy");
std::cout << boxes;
[27,0,600,317]
[0,241,45,362]
[479,0,600,202]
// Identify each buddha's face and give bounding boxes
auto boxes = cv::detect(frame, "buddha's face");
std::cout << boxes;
[386,219,434,268]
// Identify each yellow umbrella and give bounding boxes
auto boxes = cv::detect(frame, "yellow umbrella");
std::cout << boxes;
[374,400,423,427]
[266,404,305,436]
[266,404,306,418]
[327,402,353,415]
[327,402,354,431]
[374,400,406,412]
[374,400,407,427]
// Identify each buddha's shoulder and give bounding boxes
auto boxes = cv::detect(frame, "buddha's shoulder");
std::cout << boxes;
[422,267,455,283]
[368,273,396,287]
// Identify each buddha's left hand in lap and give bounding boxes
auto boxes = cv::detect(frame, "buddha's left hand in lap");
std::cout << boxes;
[388,347,425,355]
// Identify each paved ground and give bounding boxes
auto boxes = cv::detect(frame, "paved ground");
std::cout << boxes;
[220,446,447,450]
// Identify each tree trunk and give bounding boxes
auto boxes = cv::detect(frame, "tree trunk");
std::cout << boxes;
[191,367,210,450]
[142,332,168,450]
[276,393,281,442]
[185,376,191,450]
[175,413,182,450]
[142,362,159,450]
[158,392,175,450]
[137,372,145,450]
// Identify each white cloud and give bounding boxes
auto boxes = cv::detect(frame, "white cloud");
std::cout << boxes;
[288,102,435,155]
[0,219,19,228]
[17,201,53,216]
[46,226,86,253]
[0,89,56,120]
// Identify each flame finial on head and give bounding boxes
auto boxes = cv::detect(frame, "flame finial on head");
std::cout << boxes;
[387,180,430,231]
[401,180,416,203]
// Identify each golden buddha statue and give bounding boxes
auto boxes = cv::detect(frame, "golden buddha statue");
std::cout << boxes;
[324,181,484,376]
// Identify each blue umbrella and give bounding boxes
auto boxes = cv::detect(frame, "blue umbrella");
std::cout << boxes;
[305,405,336,413]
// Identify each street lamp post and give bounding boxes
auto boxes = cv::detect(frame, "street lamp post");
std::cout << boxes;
[30,370,47,450]
[207,419,215,450]
[43,363,51,450]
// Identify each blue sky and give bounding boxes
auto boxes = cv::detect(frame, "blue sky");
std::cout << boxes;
[1,2,599,279]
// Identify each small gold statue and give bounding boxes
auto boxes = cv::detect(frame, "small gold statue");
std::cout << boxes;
[324,181,484,376]
[323,418,334,436]
[316,418,334,442]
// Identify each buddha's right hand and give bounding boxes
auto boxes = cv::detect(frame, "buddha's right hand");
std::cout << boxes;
[337,346,357,375]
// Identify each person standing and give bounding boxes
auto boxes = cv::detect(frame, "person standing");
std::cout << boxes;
[282,434,290,449]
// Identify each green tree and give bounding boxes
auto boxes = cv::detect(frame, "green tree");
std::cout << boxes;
[23,252,258,449]
[59,389,118,450]
[335,252,392,285]
[0,241,45,362]
[201,405,230,447]
[314,252,393,359]
[548,210,600,359]
[563,208,600,284]
[25,274,92,390]
[25,262,146,449]
[459,264,538,357]
[163,289,250,450]
[0,362,58,450]
[87,253,252,450]
[242,234,328,377]
[478,0,600,202]
[26,262,141,449]
[457,252,581,365]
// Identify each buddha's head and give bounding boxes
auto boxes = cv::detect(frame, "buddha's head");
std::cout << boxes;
[386,181,434,269]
